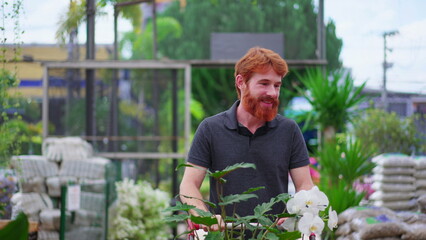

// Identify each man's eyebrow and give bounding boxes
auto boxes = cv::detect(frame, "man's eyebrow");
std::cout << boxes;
[259,78,277,82]
[259,79,282,83]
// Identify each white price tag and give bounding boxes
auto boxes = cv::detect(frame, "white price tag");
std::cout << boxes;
[67,185,81,211]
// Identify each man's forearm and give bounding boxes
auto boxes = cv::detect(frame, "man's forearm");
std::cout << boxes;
[180,182,209,215]
[180,182,225,232]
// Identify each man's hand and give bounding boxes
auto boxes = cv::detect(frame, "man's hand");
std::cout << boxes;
[277,217,288,226]
[201,214,225,232]
[277,217,289,230]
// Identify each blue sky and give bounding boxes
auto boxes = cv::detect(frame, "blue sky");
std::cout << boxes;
[7,0,426,94]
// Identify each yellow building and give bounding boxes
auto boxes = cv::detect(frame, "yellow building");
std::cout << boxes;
[4,44,112,99]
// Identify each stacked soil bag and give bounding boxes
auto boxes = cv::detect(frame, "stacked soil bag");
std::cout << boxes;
[336,206,426,240]
[370,153,417,211]
[413,156,426,197]
[10,137,111,240]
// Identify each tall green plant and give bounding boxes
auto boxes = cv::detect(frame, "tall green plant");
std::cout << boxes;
[0,0,24,165]
[315,138,375,240]
[296,68,366,142]
[316,138,376,188]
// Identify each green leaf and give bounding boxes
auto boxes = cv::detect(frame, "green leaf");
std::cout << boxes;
[163,214,190,223]
[176,163,207,172]
[0,212,29,240]
[276,213,296,218]
[205,231,223,240]
[256,216,274,226]
[179,195,217,209]
[242,186,265,194]
[209,163,256,179]
[175,163,193,171]
[190,215,218,227]
[265,232,280,240]
[218,193,258,206]
[223,216,239,223]
[253,198,276,217]
[202,200,218,209]
[274,193,291,203]
[194,208,214,218]
[276,231,302,240]
[163,201,196,212]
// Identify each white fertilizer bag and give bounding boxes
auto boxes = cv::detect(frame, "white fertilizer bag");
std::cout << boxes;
[11,155,58,180]
[42,137,93,162]
[372,153,415,168]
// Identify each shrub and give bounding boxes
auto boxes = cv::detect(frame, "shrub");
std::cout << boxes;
[110,179,171,240]
[352,108,424,155]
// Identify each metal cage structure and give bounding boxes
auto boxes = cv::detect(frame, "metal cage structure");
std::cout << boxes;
[41,60,191,159]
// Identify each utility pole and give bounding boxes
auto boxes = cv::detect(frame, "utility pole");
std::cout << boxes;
[316,0,326,146]
[316,0,326,62]
[382,30,398,111]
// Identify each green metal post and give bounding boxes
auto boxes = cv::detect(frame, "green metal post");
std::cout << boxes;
[60,185,67,240]
[104,181,110,240]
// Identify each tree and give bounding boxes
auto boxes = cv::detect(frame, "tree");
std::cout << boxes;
[325,20,343,70]
[56,0,142,44]
[160,0,320,59]
[157,0,343,120]
[121,16,182,60]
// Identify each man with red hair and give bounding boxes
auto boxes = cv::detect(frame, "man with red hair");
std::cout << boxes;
[180,47,314,231]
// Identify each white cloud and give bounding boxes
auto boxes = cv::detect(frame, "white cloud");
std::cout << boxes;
[325,0,426,94]
[15,0,131,44]
[20,0,70,43]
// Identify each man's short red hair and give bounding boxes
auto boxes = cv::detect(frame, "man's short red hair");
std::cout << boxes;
[234,47,288,99]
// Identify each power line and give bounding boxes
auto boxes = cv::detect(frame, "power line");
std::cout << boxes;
[388,80,426,84]
[393,46,426,50]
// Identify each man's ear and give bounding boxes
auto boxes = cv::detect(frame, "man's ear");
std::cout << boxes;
[235,74,245,89]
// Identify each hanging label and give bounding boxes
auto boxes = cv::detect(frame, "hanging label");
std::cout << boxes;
[67,185,81,211]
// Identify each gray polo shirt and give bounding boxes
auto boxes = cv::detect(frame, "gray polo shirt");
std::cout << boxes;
[187,101,310,216]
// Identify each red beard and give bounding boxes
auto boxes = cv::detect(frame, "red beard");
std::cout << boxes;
[241,89,279,122]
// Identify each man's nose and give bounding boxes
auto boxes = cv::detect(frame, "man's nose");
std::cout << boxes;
[266,85,279,98]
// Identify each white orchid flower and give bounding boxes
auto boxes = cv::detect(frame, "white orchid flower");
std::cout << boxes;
[298,212,324,237]
[327,206,338,230]
[280,217,298,232]
[287,186,329,215]
[309,186,329,211]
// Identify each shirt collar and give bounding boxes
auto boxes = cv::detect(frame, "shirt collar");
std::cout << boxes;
[224,100,278,130]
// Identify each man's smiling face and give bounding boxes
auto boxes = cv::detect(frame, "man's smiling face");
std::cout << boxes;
[240,66,282,121]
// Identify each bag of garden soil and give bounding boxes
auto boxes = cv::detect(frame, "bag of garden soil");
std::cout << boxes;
[350,215,406,239]
[338,206,397,225]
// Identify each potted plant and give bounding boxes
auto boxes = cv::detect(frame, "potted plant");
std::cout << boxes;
[164,163,338,240]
